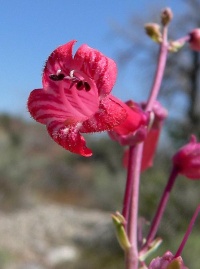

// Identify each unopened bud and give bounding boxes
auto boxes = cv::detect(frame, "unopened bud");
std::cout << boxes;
[189,28,200,51]
[167,258,183,269]
[161,8,173,26]
[172,135,200,180]
[148,251,188,269]
[145,23,162,43]
[139,238,162,262]
[168,40,185,52]
[112,212,131,252]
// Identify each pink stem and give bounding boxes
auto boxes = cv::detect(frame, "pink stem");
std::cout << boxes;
[123,25,169,269]
[145,26,168,112]
[128,144,143,242]
[141,167,179,252]
[123,25,169,226]
[122,146,136,225]
[174,35,191,45]
[174,204,200,258]
[125,144,144,269]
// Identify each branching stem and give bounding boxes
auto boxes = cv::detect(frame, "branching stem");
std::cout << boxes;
[123,25,169,269]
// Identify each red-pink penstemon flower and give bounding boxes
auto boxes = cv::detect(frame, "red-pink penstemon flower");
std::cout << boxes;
[25,7,200,269]
[172,135,200,179]
[108,100,148,146]
[28,40,146,156]
[148,251,188,269]
[118,101,167,171]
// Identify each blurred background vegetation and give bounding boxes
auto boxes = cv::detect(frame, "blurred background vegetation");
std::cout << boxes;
[0,1,200,269]
[0,111,199,269]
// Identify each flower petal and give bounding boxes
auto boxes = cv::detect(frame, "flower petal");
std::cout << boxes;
[141,127,161,171]
[28,78,99,124]
[42,40,76,90]
[74,44,117,96]
[111,100,146,135]
[47,121,92,157]
[80,95,127,133]
[122,127,160,171]
[28,88,81,124]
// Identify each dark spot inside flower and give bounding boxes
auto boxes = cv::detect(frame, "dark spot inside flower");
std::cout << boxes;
[84,82,91,92]
[76,81,85,90]
[76,81,91,92]
[49,73,65,81]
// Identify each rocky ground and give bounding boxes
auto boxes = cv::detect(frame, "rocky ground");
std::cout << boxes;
[0,204,123,269]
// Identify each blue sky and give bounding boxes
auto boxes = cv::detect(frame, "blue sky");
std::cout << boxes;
[0,0,185,118]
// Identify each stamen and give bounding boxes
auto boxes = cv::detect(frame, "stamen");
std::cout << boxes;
[49,69,91,92]
[49,73,65,81]
[70,70,75,78]
[56,69,62,75]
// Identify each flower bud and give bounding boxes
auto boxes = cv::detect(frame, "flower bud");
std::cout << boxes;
[161,8,173,26]
[139,238,162,262]
[145,23,162,43]
[172,135,200,179]
[189,28,200,51]
[148,251,188,269]
[168,40,185,52]
[112,212,131,251]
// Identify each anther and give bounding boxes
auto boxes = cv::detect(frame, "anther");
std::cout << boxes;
[49,69,91,92]
[76,81,91,92]
[76,81,85,90]
[84,82,91,92]
[49,73,65,81]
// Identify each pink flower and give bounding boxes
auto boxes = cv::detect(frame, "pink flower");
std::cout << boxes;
[148,251,188,269]
[189,28,200,51]
[117,101,167,171]
[172,135,200,179]
[108,100,147,146]
[28,40,140,156]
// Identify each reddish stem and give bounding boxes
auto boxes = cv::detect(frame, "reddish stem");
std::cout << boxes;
[174,204,200,258]
[174,35,191,45]
[123,25,169,269]
[128,144,143,243]
[125,144,144,269]
[145,26,168,112]
[123,24,169,225]
[122,146,136,225]
[141,166,179,252]
[123,27,168,269]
